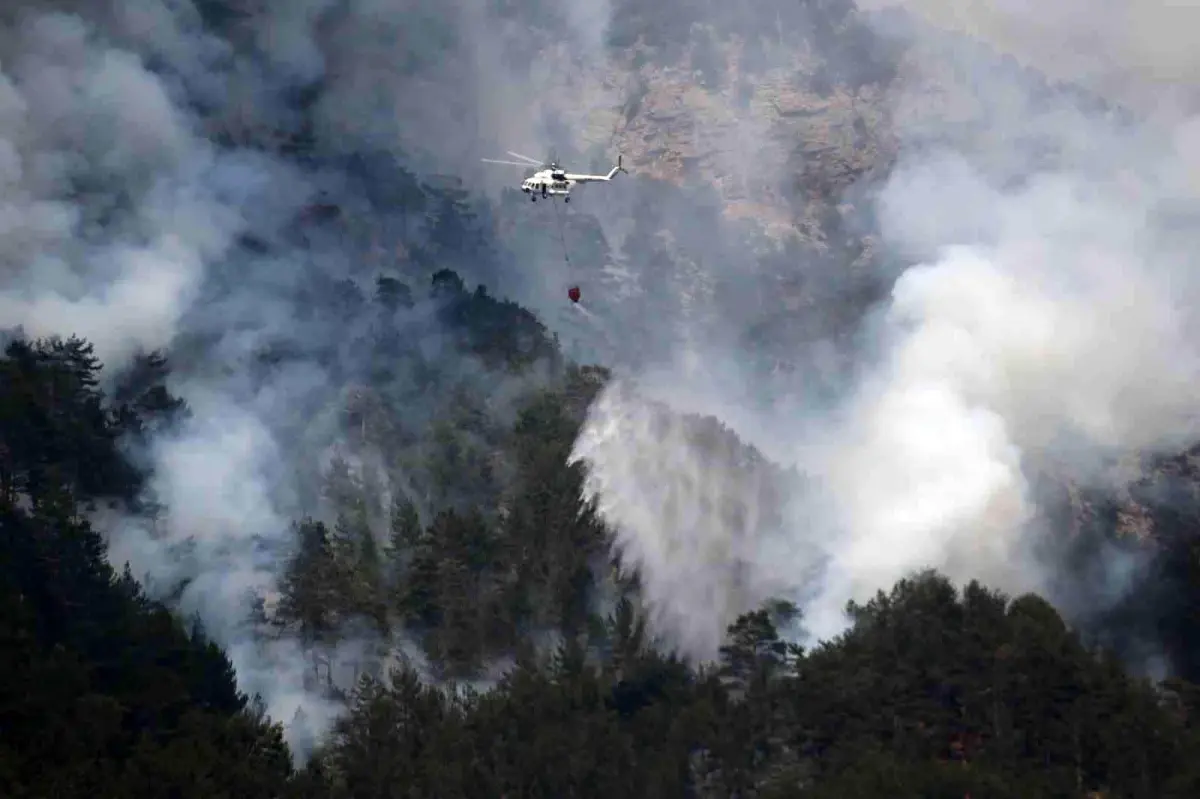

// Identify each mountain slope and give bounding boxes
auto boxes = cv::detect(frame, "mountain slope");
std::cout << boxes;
[3,2,1200,794]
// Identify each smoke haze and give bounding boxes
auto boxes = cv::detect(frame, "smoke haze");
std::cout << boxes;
[862,0,1200,108]
[0,0,632,756]
[573,0,1200,656]
[8,0,1200,759]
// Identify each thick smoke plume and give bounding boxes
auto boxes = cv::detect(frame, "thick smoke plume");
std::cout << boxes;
[573,1,1200,658]
[11,0,1199,760]
[0,10,228,365]
[0,5,343,753]
[0,0,623,758]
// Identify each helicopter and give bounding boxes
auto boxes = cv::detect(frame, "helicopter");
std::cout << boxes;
[482,149,626,202]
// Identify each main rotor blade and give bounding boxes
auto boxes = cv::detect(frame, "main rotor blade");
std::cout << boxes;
[506,150,544,165]
[482,158,535,167]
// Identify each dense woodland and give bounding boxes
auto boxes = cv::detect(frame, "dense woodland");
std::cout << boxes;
[5,299,1200,797]
[5,0,1200,797]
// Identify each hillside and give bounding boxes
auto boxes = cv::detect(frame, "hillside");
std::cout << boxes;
[5,335,1200,797]
[3,0,1200,796]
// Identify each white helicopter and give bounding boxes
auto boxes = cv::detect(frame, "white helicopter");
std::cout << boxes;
[482,149,626,202]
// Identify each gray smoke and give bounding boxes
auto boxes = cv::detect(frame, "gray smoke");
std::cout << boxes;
[14,0,1197,758]
[0,10,226,364]
[0,0,631,758]
[572,0,1200,658]
[861,0,1200,108]
[0,5,340,753]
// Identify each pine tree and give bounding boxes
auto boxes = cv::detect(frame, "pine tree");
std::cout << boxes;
[276,519,341,654]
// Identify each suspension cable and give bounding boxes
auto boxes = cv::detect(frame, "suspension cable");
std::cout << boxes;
[552,195,571,267]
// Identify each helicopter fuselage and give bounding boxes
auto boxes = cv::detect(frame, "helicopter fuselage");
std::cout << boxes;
[521,169,571,199]
[506,156,623,202]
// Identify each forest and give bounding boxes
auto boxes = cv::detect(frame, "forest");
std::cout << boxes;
[5,0,1200,797]
[4,304,1200,797]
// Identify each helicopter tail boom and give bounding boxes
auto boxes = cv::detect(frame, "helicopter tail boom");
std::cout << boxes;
[564,155,628,183]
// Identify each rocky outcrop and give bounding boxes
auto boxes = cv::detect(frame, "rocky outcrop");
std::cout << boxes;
[604,31,897,241]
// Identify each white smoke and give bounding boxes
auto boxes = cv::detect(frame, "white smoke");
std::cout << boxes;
[0,0,635,760]
[572,2,1200,657]
[14,0,1200,759]
[0,8,342,752]
[810,177,1200,635]
[104,394,349,736]
[0,11,235,366]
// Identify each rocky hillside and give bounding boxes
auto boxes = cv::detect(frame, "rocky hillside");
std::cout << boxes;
[166,0,1200,682]
[569,2,1200,681]
[552,2,902,246]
